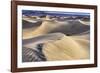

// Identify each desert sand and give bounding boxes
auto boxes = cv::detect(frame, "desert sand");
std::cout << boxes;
[22,15,90,62]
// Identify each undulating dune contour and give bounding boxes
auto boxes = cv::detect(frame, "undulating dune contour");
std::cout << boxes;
[22,15,90,62]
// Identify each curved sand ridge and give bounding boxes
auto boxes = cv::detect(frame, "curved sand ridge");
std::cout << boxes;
[78,19,90,25]
[23,33,64,48]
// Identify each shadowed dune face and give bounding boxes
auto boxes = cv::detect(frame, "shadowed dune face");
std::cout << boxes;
[23,33,64,45]
[22,20,42,29]
[22,12,90,62]
[49,20,90,35]
[22,46,47,62]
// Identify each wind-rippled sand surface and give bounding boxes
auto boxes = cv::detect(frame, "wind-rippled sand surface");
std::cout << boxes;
[22,16,90,62]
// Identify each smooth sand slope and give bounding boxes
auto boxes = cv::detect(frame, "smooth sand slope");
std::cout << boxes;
[43,35,89,61]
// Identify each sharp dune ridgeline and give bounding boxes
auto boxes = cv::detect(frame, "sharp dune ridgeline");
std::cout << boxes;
[22,15,90,62]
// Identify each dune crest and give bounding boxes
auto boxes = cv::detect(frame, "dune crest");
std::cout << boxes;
[78,20,90,25]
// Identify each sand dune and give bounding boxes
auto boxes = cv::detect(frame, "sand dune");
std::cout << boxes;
[43,35,89,61]
[22,16,90,62]
[23,19,67,39]
[78,19,90,25]
[23,33,89,61]
[23,33,64,48]
[22,20,42,29]
[50,20,89,35]
[23,19,89,39]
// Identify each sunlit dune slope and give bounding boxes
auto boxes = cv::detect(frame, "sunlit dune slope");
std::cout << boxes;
[23,33,89,61]
[43,34,89,61]
[78,20,90,25]
[23,19,68,39]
